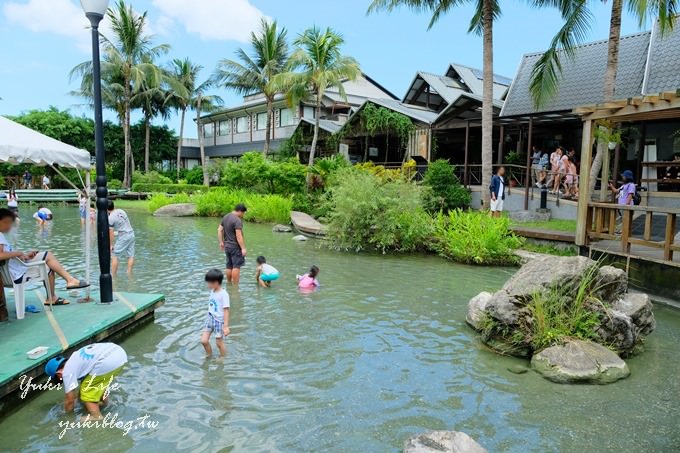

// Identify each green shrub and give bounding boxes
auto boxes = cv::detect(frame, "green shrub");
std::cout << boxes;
[421,159,471,212]
[148,192,191,212]
[326,168,433,252]
[132,171,173,185]
[131,183,206,194]
[221,152,306,195]
[432,210,524,265]
[185,167,204,185]
[108,179,124,190]
[192,188,292,223]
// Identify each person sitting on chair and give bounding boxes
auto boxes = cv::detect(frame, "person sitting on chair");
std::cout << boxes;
[0,208,89,306]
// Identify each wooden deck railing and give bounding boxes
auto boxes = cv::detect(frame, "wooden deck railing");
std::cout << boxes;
[586,202,680,260]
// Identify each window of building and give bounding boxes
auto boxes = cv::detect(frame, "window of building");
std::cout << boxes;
[279,108,296,127]
[218,120,231,136]
[203,122,214,138]
[256,112,268,130]
[303,106,315,119]
[236,116,249,133]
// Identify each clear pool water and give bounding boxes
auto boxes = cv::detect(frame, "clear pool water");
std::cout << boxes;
[1,206,678,452]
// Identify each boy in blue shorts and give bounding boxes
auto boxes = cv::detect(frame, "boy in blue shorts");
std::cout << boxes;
[201,269,230,357]
[255,256,279,288]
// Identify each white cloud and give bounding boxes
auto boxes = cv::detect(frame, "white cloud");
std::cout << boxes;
[151,0,265,42]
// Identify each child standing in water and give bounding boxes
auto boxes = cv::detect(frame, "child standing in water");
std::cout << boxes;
[255,256,279,288]
[201,269,230,358]
[297,265,320,289]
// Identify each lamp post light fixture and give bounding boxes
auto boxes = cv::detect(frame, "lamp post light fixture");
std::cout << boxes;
[81,0,113,304]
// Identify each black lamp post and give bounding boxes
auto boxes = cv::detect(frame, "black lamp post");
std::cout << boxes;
[81,0,113,303]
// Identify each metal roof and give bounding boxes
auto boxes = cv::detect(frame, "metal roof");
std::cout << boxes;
[300,117,345,133]
[501,31,652,117]
[445,63,511,100]
[643,21,680,94]
[181,139,286,159]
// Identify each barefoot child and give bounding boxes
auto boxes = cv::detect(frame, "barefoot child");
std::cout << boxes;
[297,265,320,290]
[200,269,230,357]
[255,256,279,288]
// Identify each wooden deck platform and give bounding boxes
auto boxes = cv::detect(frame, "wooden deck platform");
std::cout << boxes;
[291,211,327,237]
[0,288,164,415]
[511,226,576,243]
[2,189,79,202]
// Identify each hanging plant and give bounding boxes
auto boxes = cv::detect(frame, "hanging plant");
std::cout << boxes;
[593,119,622,147]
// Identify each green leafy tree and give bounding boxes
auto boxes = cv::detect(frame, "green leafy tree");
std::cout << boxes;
[10,107,94,151]
[167,58,200,180]
[422,159,471,212]
[278,27,361,173]
[529,0,678,194]
[213,19,290,156]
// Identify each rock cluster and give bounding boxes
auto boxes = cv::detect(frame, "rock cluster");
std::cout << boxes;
[403,431,487,453]
[153,203,197,217]
[467,255,655,384]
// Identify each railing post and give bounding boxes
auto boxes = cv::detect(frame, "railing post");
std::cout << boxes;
[576,119,594,246]
[463,120,470,187]
[621,210,632,253]
[664,213,676,261]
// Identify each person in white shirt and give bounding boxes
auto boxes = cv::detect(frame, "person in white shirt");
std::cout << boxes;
[255,255,280,288]
[107,200,136,275]
[42,175,50,190]
[32,206,53,225]
[201,269,230,357]
[0,208,89,306]
[44,343,127,419]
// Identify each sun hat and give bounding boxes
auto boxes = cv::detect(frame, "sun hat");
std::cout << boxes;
[622,170,634,180]
[44,356,66,379]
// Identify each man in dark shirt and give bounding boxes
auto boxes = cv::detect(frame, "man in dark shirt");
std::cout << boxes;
[218,204,247,284]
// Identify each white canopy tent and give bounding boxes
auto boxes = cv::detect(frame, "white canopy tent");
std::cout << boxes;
[0,115,94,300]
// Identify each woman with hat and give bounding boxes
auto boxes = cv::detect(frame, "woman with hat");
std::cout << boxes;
[44,343,127,419]
[609,170,637,206]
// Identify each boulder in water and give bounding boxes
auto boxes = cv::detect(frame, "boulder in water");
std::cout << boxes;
[466,292,492,330]
[531,339,630,384]
[292,235,308,241]
[153,203,197,217]
[403,431,487,453]
[502,255,593,301]
[272,224,292,233]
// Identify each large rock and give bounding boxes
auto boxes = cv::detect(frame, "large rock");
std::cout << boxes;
[403,431,487,453]
[153,203,197,217]
[466,292,492,330]
[292,235,308,241]
[531,339,630,384]
[485,291,521,325]
[596,293,656,353]
[595,266,628,302]
[613,292,655,337]
[272,224,292,233]
[502,255,594,301]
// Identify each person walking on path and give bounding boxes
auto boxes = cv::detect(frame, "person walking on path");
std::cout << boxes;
[218,204,247,284]
[489,166,506,218]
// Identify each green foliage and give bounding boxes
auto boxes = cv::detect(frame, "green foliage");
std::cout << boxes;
[221,152,306,195]
[504,151,522,165]
[326,168,433,252]
[192,188,292,223]
[353,160,416,182]
[521,242,578,256]
[185,167,204,185]
[108,179,124,190]
[148,192,191,212]
[359,102,415,149]
[131,183,205,194]
[421,159,471,212]
[132,171,173,185]
[309,155,350,187]
[432,210,524,265]
[10,107,95,152]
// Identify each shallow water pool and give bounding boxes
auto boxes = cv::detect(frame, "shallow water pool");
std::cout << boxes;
[1,206,679,452]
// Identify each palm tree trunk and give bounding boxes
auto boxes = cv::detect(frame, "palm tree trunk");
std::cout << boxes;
[264,97,273,157]
[144,115,151,173]
[176,107,186,181]
[480,0,494,209]
[197,94,209,187]
[588,0,622,195]
[123,91,132,189]
[305,96,321,187]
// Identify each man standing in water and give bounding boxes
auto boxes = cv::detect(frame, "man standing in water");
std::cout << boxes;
[218,204,247,284]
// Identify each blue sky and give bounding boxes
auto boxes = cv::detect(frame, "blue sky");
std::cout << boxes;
[0,0,650,138]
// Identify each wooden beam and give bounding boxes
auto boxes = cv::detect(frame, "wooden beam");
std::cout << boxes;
[583,97,680,121]
[621,210,632,254]
[576,119,594,246]
[664,213,676,261]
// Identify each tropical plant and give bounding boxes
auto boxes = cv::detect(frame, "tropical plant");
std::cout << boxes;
[194,81,223,186]
[369,0,499,208]
[278,26,361,174]
[529,0,679,194]
[71,0,169,188]
[357,102,415,162]
[167,58,201,180]
[421,159,471,212]
[135,84,171,173]
[213,19,290,156]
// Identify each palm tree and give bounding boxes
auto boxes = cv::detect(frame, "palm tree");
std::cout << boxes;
[369,0,501,207]
[136,86,171,173]
[167,58,201,180]
[213,19,289,157]
[71,0,168,188]
[193,80,223,186]
[279,26,360,171]
[529,0,678,194]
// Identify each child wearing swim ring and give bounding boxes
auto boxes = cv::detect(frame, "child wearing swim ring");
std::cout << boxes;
[297,265,320,290]
[255,256,279,288]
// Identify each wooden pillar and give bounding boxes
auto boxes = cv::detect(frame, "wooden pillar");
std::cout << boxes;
[612,138,621,189]
[464,121,470,187]
[497,124,504,165]
[576,119,594,246]
[599,139,611,202]
[524,117,533,210]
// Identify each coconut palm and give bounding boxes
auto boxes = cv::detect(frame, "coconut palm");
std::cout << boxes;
[279,26,360,171]
[213,19,290,157]
[529,0,678,194]
[136,86,171,173]
[167,58,201,180]
[193,81,223,186]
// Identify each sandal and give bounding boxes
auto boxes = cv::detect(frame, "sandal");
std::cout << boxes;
[66,280,90,290]
[45,297,70,306]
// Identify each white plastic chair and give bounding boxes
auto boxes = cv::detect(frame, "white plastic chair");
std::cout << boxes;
[0,259,53,320]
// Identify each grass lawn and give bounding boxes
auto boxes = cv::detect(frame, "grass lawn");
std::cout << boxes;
[511,218,577,233]
[112,199,150,212]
